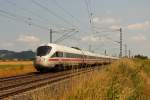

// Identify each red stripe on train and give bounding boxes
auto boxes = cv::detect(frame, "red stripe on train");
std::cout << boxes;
[49,58,82,62]
[48,58,102,62]
[48,58,59,61]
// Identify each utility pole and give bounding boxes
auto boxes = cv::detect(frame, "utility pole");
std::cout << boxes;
[50,28,52,43]
[104,50,107,55]
[124,44,127,57]
[129,49,131,58]
[119,28,122,58]
[89,44,91,52]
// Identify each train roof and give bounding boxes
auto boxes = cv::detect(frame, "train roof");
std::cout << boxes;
[39,43,118,59]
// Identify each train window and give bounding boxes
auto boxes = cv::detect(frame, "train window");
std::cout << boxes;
[37,46,51,56]
[76,54,81,58]
[52,52,63,57]
[58,52,63,57]
[65,53,69,58]
[66,53,72,58]
[65,53,81,58]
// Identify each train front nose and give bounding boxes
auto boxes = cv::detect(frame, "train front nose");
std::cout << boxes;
[35,56,48,66]
[35,45,52,67]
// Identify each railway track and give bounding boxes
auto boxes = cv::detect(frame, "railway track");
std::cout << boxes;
[0,72,37,82]
[0,66,101,99]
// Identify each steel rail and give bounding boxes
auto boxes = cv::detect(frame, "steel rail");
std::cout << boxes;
[0,72,37,82]
[0,67,99,99]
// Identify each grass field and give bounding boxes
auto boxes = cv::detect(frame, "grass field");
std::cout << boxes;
[0,59,150,99]
[0,61,36,78]
[48,59,149,100]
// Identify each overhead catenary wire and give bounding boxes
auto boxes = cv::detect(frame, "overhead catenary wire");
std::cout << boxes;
[51,0,94,39]
[0,9,48,30]
[31,0,81,34]
[0,13,17,21]
[93,26,120,32]
[84,0,91,22]
[93,30,120,45]
[31,0,79,29]
[1,0,121,55]
[3,0,86,44]
[104,36,120,45]
[52,0,82,25]
[1,6,80,41]
[5,0,51,25]
[5,0,71,29]
[84,0,94,30]
[54,32,73,43]
[62,30,79,40]
[54,29,77,43]
[88,0,93,14]
[55,30,79,43]
[51,0,91,32]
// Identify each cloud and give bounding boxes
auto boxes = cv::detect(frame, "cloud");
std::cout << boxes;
[130,34,146,42]
[109,25,121,30]
[17,34,40,45]
[127,21,150,30]
[81,35,99,43]
[92,16,121,32]
[93,17,120,25]
[81,35,109,43]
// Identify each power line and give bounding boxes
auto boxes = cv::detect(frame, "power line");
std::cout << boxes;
[93,27,123,57]
[49,27,77,43]
[93,26,120,33]
[0,8,77,43]
[0,9,48,30]
[52,0,82,25]
[5,0,70,29]
[58,30,79,43]
[31,0,78,28]
[54,29,77,43]
[88,0,92,11]
[84,0,94,29]
[84,0,91,21]
[0,13,17,21]
[93,30,120,45]
[101,36,120,45]
[5,0,51,25]
[51,0,91,32]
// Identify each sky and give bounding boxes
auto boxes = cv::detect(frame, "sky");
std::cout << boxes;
[0,0,150,57]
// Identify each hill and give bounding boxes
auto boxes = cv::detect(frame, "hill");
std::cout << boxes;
[0,50,35,60]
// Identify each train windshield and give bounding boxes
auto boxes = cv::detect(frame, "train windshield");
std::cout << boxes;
[37,46,52,56]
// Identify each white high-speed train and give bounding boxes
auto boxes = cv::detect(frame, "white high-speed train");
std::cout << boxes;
[34,43,118,72]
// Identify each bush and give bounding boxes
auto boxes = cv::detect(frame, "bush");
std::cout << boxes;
[134,54,148,60]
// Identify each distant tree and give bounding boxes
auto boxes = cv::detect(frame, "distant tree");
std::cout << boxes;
[134,54,148,60]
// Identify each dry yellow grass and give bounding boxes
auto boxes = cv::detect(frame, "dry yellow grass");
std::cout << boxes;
[0,60,33,65]
[51,59,150,100]
[7,59,149,100]
[0,61,36,78]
